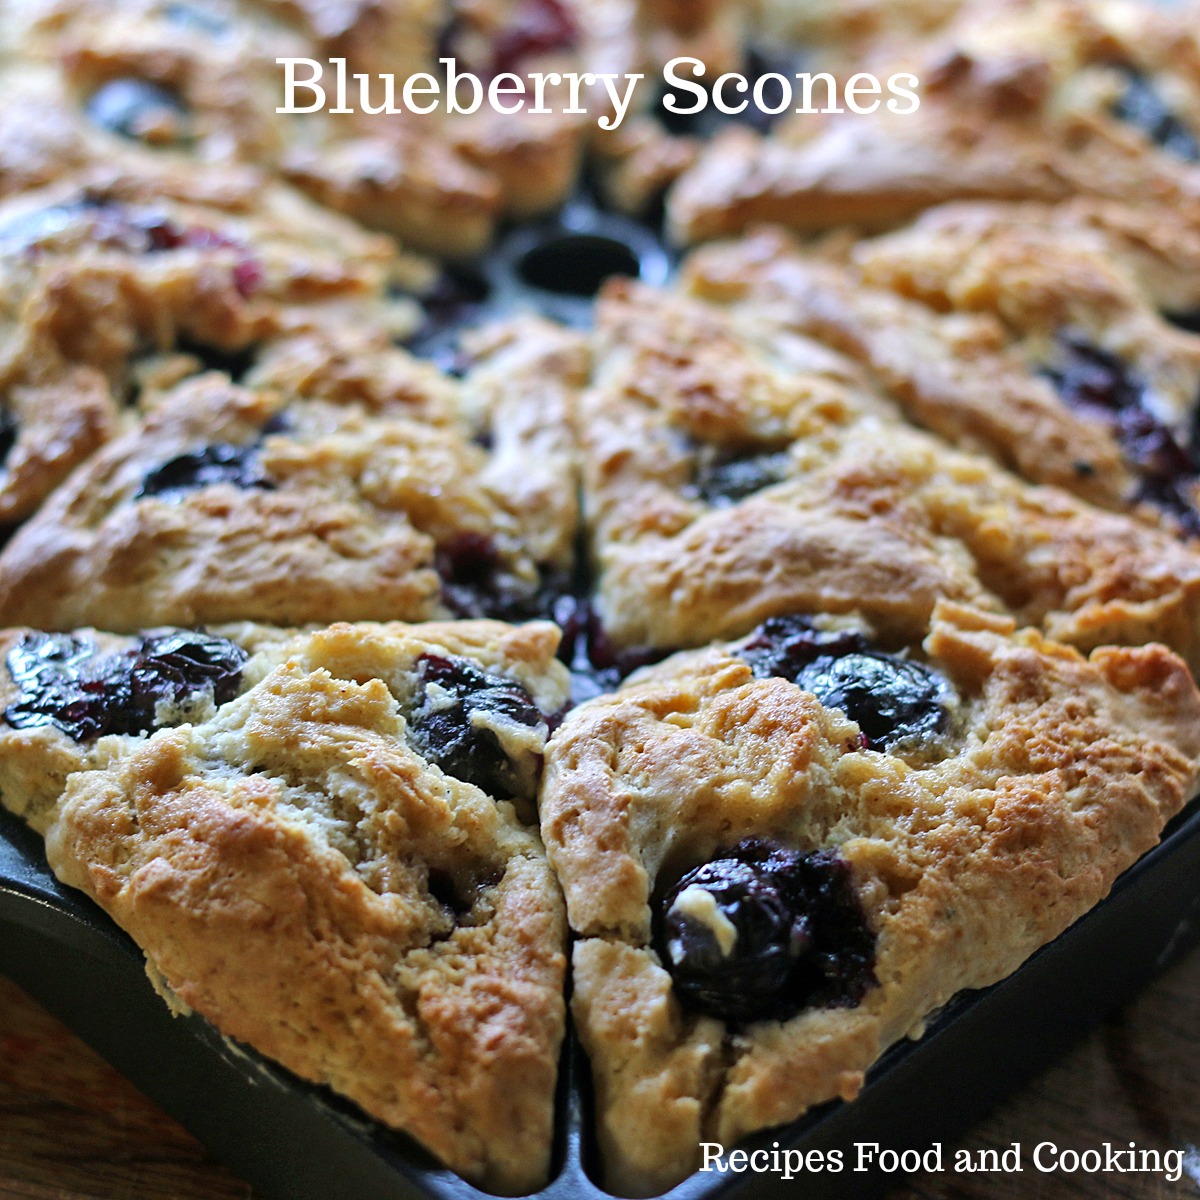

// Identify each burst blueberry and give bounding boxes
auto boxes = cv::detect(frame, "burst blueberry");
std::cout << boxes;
[135,443,274,501]
[4,630,247,742]
[1042,333,1200,535]
[694,448,792,507]
[406,652,545,798]
[739,616,950,751]
[659,839,876,1024]
[1111,69,1200,163]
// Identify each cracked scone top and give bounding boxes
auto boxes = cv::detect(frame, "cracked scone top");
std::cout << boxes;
[0,169,397,526]
[667,0,1200,244]
[540,600,1200,1195]
[9,0,731,255]
[0,316,583,631]
[0,617,571,1193]
[682,210,1200,532]
[582,280,1200,668]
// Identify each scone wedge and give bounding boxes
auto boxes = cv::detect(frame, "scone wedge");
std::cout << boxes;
[582,280,1200,669]
[0,316,584,631]
[541,601,1200,1195]
[0,618,571,1194]
[684,216,1200,532]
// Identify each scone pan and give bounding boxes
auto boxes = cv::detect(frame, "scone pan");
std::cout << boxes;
[3,791,1200,1200]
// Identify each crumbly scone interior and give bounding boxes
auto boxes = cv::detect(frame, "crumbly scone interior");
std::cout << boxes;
[542,601,1200,1194]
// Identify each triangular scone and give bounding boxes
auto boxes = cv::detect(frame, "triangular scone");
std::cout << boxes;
[0,618,570,1194]
[540,601,1200,1195]
[581,280,1200,668]
[0,171,394,525]
[684,217,1200,531]
[667,0,1200,244]
[0,320,584,630]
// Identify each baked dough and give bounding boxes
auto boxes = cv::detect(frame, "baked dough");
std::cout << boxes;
[581,279,1200,668]
[0,617,570,1193]
[0,325,582,629]
[541,599,1200,1194]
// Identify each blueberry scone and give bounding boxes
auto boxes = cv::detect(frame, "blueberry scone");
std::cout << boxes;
[582,279,1200,666]
[10,0,689,256]
[0,617,571,1193]
[0,169,397,526]
[541,600,1200,1195]
[0,323,582,629]
[668,0,1200,244]
[682,217,1200,532]
[6,0,497,256]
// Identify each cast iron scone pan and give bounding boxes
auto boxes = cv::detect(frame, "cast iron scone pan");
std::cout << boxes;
[3,793,1200,1200]
[3,202,1200,1200]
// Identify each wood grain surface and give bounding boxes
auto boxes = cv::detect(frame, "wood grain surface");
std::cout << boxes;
[2,945,1199,1200]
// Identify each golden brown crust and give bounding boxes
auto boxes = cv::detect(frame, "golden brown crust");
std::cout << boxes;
[21,618,569,1193]
[543,600,1200,1194]
[583,280,1200,669]
[0,358,580,631]
[683,217,1200,526]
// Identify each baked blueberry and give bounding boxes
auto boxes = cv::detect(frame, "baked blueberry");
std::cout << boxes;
[135,443,274,501]
[739,615,870,680]
[491,0,579,74]
[658,839,876,1024]
[406,652,545,798]
[85,78,189,144]
[4,630,247,742]
[1111,68,1200,163]
[1043,334,1200,534]
[694,448,792,507]
[739,616,950,751]
[436,540,535,624]
[793,653,948,750]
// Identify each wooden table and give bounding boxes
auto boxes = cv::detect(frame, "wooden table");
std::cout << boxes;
[2,945,1199,1200]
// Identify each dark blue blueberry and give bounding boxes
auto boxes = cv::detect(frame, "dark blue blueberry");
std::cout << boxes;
[793,652,949,751]
[1111,69,1200,163]
[435,532,571,623]
[4,630,247,742]
[694,448,792,506]
[85,78,189,143]
[739,616,950,751]
[406,652,545,797]
[659,839,877,1024]
[1042,333,1200,535]
[135,443,274,501]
